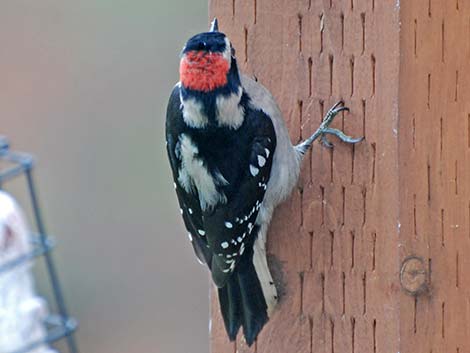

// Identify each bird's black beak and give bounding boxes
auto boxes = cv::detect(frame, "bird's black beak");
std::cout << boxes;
[210,18,219,32]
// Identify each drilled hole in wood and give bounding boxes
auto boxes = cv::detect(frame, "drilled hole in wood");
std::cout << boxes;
[350,56,355,97]
[321,272,325,312]
[351,145,355,184]
[371,142,376,184]
[330,148,334,183]
[350,0,354,9]
[456,0,459,10]
[351,231,355,269]
[373,319,377,353]
[442,302,445,338]
[232,0,235,17]
[320,14,324,54]
[413,194,417,235]
[309,316,313,353]
[320,185,325,225]
[427,73,431,109]
[440,116,443,157]
[309,231,314,269]
[413,297,418,333]
[351,317,356,353]
[253,0,257,24]
[330,231,334,267]
[342,272,346,315]
[362,188,367,226]
[428,0,432,17]
[412,115,416,149]
[298,14,303,53]
[441,21,445,62]
[427,162,431,203]
[342,186,346,226]
[329,55,334,96]
[441,209,445,247]
[455,70,459,101]
[428,258,432,285]
[456,251,459,288]
[371,55,376,96]
[372,232,376,271]
[341,13,345,50]
[362,99,366,138]
[308,57,313,96]
[362,271,367,314]
[299,271,304,315]
[330,319,335,353]
[455,160,458,195]
[244,27,248,63]
[414,19,418,57]
[372,0,375,11]
[319,99,325,124]
[361,13,366,54]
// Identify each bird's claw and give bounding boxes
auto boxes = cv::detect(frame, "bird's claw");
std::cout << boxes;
[318,101,363,147]
[321,134,334,148]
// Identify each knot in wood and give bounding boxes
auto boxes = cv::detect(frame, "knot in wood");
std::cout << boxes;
[400,256,428,295]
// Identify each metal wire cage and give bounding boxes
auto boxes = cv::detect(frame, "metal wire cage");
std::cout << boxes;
[0,136,78,353]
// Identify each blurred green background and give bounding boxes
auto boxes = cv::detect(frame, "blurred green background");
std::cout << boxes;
[0,1,210,352]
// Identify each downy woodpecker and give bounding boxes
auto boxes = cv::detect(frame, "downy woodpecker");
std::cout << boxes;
[165,18,363,345]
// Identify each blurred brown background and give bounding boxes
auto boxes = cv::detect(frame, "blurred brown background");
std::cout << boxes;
[0,1,209,352]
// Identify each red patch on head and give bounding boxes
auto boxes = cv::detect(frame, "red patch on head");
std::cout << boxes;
[180,51,230,92]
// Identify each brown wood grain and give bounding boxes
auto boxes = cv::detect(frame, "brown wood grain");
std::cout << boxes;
[208,0,469,352]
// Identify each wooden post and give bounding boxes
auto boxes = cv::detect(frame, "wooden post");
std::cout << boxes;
[209,1,470,352]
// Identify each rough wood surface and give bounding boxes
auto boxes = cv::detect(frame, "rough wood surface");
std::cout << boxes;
[209,1,469,352]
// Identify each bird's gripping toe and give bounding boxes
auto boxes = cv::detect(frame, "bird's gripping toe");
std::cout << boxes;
[295,101,364,155]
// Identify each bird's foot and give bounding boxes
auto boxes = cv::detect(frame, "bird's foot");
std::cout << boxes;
[295,101,364,155]
[317,101,364,148]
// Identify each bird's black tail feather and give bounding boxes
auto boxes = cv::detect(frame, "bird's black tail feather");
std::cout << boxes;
[217,248,269,346]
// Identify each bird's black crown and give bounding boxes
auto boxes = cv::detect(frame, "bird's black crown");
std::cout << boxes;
[183,32,228,54]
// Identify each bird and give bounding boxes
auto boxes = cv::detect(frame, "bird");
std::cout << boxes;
[165,18,363,346]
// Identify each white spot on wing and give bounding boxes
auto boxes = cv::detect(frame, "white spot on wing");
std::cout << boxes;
[188,208,193,214]
[264,148,270,158]
[198,229,205,236]
[250,165,259,176]
[224,221,233,228]
[187,232,193,241]
[221,242,229,249]
[258,155,266,167]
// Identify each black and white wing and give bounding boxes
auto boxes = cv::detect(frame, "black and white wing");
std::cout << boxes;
[166,85,213,267]
[203,130,275,287]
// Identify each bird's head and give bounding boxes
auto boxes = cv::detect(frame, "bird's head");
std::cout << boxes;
[179,18,237,92]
